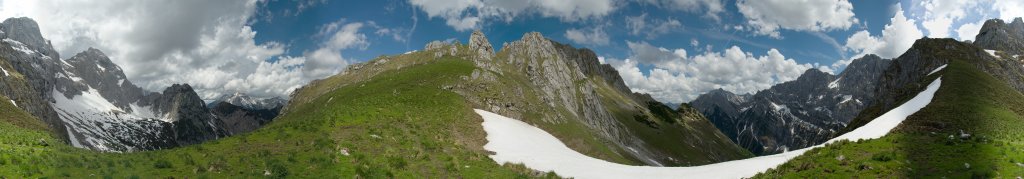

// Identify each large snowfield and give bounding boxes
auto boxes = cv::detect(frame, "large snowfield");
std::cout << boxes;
[475,77,943,179]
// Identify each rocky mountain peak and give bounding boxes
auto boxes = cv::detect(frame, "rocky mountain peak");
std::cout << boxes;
[468,30,494,60]
[65,47,143,110]
[0,17,55,57]
[501,32,557,59]
[795,68,833,84]
[975,18,1024,54]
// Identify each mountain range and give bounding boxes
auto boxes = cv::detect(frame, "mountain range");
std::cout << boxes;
[0,17,284,152]
[691,54,890,155]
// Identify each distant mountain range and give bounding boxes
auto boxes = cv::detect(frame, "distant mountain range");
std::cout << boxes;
[690,54,889,155]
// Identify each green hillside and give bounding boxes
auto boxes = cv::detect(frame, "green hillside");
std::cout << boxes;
[756,56,1024,178]
[0,37,749,177]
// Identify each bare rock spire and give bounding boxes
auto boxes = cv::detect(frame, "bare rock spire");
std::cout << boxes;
[468,30,494,60]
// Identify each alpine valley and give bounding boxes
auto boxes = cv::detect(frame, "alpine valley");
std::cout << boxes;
[0,9,1022,179]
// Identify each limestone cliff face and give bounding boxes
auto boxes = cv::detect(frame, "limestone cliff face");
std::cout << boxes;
[452,31,749,166]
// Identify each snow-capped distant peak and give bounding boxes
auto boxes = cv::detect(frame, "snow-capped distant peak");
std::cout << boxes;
[213,92,286,110]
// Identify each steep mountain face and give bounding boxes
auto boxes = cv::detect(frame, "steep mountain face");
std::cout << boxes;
[692,55,890,155]
[969,18,1024,92]
[0,17,233,152]
[760,35,1024,178]
[846,37,1024,131]
[0,17,69,140]
[975,17,1024,55]
[456,31,750,165]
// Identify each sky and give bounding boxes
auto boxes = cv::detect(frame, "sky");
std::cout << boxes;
[0,0,1020,104]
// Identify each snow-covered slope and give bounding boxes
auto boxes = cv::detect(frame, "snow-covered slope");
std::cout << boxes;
[474,77,941,179]
[52,87,169,151]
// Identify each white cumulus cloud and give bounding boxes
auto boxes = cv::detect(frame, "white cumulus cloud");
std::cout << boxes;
[565,27,610,46]
[608,42,820,103]
[408,0,616,31]
[624,13,682,39]
[736,0,858,38]
[636,0,725,20]
[844,4,922,59]
[0,0,371,99]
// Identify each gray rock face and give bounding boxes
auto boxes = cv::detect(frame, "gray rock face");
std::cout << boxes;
[0,17,69,140]
[692,55,890,155]
[0,17,58,57]
[142,84,228,145]
[425,40,460,58]
[480,32,727,165]
[975,17,1024,55]
[64,48,145,109]
[468,30,494,60]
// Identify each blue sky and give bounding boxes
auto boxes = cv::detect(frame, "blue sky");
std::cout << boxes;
[251,0,892,68]
[2,0,1021,103]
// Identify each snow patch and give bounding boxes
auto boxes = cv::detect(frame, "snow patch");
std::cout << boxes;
[53,87,122,114]
[8,99,16,107]
[96,63,106,71]
[3,38,36,55]
[474,77,942,179]
[769,102,787,112]
[839,95,853,104]
[828,77,841,89]
[65,126,83,147]
[927,64,947,76]
[984,49,998,58]
[403,50,418,54]
[0,66,8,76]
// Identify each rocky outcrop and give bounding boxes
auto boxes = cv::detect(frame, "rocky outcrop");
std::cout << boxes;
[0,17,68,140]
[452,31,750,166]
[975,17,1024,55]
[468,30,494,60]
[425,40,459,58]
[0,17,59,57]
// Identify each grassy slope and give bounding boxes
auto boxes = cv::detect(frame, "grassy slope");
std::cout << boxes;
[0,56,558,178]
[755,58,1024,178]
